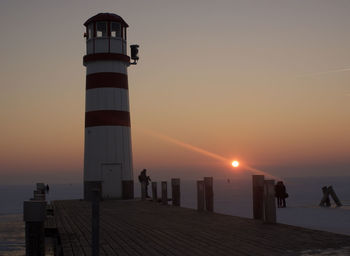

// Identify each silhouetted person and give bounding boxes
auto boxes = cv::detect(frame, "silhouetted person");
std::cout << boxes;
[138,169,151,198]
[319,186,331,207]
[275,181,287,208]
[46,184,50,194]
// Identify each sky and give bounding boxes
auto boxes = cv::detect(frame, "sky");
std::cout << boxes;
[0,0,349,184]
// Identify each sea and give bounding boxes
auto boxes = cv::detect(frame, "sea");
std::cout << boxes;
[1,176,349,255]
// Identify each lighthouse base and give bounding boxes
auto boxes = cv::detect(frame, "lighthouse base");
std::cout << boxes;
[84,180,134,201]
[84,181,102,201]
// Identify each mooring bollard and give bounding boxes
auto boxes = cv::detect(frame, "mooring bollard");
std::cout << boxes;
[141,181,146,200]
[263,180,276,224]
[204,177,214,212]
[197,180,205,211]
[23,200,47,256]
[122,180,134,199]
[161,181,168,205]
[171,178,180,206]
[252,175,264,220]
[152,182,158,202]
[92,189,100,256]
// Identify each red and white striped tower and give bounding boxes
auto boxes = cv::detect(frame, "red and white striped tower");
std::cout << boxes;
[83,13,137,200]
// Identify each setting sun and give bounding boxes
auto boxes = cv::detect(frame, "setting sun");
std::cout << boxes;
[232,161,239,167]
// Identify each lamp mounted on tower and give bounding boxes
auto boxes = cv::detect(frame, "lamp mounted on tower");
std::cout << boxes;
[130,44,139,65]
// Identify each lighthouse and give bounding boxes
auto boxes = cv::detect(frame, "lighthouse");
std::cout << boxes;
[83,13,138,200]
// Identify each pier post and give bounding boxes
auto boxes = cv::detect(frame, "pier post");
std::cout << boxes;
[263,180,276,224]
[161,181,168,205]
[141,181,146,200]
[171,178,180,206]
[204,177,214,212]
[92,189,100,256]
[197,180,205,211]
[252,175,264,220]
[23,200,47,256]
[122,180,134,199]
[152,182,158,202]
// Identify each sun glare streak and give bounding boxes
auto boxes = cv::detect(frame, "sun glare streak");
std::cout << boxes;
[144,130,227,162]
[142,129,280,180]
[300,67,350,78]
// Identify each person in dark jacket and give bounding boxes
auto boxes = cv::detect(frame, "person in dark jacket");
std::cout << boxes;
[275,181,287,208]
[138,169,151,198]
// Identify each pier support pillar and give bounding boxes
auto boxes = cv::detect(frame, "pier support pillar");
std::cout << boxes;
[264,180,276,224]
[161,182,168,205]
[171,178,180,206]
[252,175,264,220]
[204,177,214,212]
[197,180,205,211]
[33,190,45,201]
[92,189,100,256]
[23,200,46,256]
[122,180,134,199]
[152,182,158,202]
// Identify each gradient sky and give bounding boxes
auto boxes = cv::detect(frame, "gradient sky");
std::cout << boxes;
[0,0,349,184]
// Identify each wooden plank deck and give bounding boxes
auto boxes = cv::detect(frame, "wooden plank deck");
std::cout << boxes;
[53,200,350,256]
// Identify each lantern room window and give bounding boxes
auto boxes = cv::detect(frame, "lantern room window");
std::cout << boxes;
[96,22,107,37]
[111,22,121,38]
[87,23,94,39]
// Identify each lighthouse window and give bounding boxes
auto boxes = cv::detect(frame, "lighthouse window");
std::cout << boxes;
[96,22,107,37]
[111,22,121,37]
[87,23,94,39]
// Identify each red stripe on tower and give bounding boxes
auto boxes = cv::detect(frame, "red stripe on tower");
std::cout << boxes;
[86,73,128,90]
[85,110,130,127]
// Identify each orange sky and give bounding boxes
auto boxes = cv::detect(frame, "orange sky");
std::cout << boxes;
[0,0,349,184]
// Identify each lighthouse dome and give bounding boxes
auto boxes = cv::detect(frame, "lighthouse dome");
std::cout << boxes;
[84,13,129,27]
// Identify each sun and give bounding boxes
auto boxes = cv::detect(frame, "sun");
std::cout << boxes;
[232,160,239,168]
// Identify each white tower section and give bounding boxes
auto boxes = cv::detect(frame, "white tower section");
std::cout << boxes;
[83,13,134,200]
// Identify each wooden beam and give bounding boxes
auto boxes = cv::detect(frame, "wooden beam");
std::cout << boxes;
[264,180,276,224]
[161,181,168,205]
[204,177,214,212]
[252,175,264,220]
[122,180,134,199]
[171,178,180,206]
[152,182,158,202]
[197,180,205,211]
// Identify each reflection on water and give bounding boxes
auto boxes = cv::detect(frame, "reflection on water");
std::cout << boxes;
[0,214,25,256]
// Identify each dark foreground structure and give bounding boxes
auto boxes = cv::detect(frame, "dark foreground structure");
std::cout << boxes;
[50,200,350,256]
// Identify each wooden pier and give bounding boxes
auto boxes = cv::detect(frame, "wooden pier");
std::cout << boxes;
[51,199,350,256]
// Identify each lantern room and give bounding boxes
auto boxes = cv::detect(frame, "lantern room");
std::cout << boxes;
[84,13,129,55]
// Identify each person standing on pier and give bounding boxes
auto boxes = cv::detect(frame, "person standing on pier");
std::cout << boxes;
[139,169,151,198]
[275,181,288,208]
